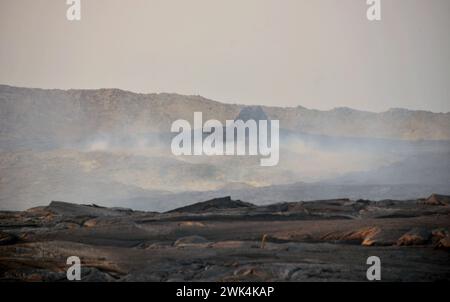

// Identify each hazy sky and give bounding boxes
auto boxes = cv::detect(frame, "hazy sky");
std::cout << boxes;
[1,0,449,112]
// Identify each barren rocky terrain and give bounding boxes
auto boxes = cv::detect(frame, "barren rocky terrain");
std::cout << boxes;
[1,194,449,282]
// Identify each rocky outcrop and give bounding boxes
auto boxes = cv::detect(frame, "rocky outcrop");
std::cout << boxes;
[167,196,254,213]
[436,236,450,250]
[47,201,132,217]
[2,85,450,142]
[1,198,449,281]
[397,228,432,246]
[423,194,450,206]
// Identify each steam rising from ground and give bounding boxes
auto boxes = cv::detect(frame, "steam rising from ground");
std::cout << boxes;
[1,86,449,210]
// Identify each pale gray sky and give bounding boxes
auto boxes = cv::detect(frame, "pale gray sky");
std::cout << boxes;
[1,0,449,112]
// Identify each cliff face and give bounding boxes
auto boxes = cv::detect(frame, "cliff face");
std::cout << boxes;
[0,85,242,148]
[1,85,450,149]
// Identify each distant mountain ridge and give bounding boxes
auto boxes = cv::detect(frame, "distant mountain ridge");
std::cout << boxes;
[1,85,450,211]
[1,84,450,146]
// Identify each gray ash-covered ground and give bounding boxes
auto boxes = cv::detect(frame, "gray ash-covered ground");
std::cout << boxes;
[0,195,449,281]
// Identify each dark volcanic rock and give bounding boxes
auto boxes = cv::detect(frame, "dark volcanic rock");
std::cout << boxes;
[81,267,119,282]
[0,231,17,246]
[174,235,210,247]
[397,228,432,246]
[47,201,131,217]
[167,196,254,213]
[436,236,450,250]
[1,198,450,282]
